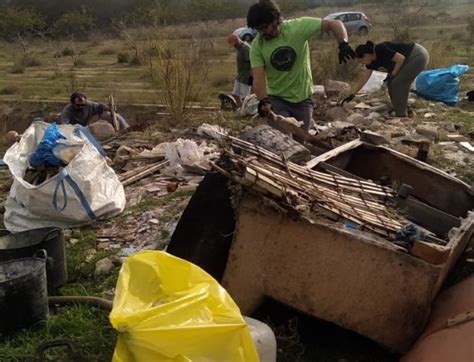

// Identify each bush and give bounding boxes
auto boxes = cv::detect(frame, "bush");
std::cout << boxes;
[0,85,20,95]
[11,62,25,74]
[21,55,42,67]
[62,47,75,56]
[73,58,86,67]
[117,52,130,64]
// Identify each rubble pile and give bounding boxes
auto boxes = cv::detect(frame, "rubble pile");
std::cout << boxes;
[312,82,473,178]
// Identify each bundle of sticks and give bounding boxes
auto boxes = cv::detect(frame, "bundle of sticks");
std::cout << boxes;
[213,135,408,239]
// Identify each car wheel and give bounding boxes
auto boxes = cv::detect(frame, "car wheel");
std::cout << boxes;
[359,26,369,36]
[242,34,253,42]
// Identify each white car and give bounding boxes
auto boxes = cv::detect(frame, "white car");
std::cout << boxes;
[234,27,257,42]
[324,11,372,35]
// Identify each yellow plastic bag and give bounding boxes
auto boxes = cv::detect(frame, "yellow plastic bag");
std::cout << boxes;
[110,251,259,362]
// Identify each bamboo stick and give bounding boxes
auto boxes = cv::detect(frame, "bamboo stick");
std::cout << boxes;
[121,160,169,186]
[229,140,394,196]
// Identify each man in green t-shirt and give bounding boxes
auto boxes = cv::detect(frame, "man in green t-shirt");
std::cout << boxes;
[248,0,355,131]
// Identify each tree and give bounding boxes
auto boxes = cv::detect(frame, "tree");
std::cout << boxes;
[381,0,428,41]
[53,7,95,39]
[0,7,46,53]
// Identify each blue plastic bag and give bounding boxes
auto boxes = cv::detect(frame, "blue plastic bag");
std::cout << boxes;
[415,64,470,106]
[29,123,66,168]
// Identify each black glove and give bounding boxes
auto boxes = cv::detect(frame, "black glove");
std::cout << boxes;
[384,73,394,83]
[340,93,355,106]
[257,98,272,117]
[338,41,356,64]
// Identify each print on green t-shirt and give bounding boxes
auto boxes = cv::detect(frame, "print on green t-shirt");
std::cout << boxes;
[250,17,322,103]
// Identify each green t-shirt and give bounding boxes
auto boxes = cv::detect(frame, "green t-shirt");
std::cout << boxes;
[250,17,322,103]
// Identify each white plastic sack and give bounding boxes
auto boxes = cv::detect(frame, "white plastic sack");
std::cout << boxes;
[360,70,386,93]
[164,138,206,168]
[3,121,126,232]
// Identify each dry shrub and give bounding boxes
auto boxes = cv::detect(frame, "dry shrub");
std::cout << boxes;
[146,39,209,122]
[117,52,130,63]
[311,42,359,85]
[21,55,42,67]
[427,41,456,70]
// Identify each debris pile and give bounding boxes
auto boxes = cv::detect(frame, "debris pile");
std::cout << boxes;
[311,83,473,179]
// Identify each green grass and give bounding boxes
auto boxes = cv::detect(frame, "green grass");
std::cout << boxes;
[0,223,117,360]
[126,189,195,214]
[0,305,116,360]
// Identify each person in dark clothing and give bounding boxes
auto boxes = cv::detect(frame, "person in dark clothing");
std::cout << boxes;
[61,92,129,129]
[341,41,429,117]
[227,33,252,107]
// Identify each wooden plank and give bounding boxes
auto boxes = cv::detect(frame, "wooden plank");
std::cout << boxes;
[404,197,460,238]
[410,240,451,265]
[318,161,366,180]
[305,139,363,169]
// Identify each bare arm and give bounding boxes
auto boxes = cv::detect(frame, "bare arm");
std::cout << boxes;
[320,19,348,43]
[391,52,405,76]
[352,69,373,94]
[252,66,267,100]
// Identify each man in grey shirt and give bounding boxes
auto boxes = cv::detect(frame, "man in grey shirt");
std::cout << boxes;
[61,92,129,129]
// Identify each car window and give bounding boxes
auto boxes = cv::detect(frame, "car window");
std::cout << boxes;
[347,13,360,22]
[338,14,348,22]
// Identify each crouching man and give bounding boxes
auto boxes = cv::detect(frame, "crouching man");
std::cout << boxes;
[61,92,129,129]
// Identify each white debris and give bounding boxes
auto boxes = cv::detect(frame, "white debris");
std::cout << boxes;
[197,123,227,140]
[459,142,474,153]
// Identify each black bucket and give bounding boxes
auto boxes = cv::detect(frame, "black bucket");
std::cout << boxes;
[0,250,49,337]
[0,228,67,290]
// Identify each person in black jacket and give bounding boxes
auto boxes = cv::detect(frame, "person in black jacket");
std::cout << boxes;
[341,41,429,117]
